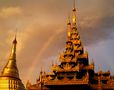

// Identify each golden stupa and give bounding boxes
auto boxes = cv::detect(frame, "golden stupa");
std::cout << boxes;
[0,36,25,90]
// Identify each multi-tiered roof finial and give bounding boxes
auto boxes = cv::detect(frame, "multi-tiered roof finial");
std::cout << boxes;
[73,0,76,11]
[72,0,76,28]
[67,16,71,40]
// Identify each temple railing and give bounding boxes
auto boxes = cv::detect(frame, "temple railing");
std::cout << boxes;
[44,72,89,86]
[44,77,89,86]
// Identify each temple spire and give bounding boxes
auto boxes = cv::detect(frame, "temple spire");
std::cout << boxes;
[9,35,17,60]
[1,35,19,78]
[0,34,25,90]
[72,0,76,28]
[67,16,71,40]
[73,0,76,11]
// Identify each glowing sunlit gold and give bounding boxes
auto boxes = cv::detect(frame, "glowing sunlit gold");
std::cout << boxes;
[0,37,25,90]
[67,16,71,39]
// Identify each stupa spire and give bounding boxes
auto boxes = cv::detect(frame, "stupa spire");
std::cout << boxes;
[10,35,17,60]
[1,35,19,78]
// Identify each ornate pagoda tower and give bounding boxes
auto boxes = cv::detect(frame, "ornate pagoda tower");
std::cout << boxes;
[0,36,25,90]
[41,1,92,90]
[26,1,114,90]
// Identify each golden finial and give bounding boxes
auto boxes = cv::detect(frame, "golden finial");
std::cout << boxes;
[13,29,17,44]
[72,0,76,27]
[73,0,76,11]
[40,68,43,83]
[67,16,71,25]
[67,16,71,39]
[40,67,43,75]
[13,35,17,44]
[9,29,17,60]
[10,34,17,60]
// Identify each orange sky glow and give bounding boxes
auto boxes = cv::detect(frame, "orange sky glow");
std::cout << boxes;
[0,0,114,85]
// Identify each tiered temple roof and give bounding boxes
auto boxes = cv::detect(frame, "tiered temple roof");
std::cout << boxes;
[26,1,114,90]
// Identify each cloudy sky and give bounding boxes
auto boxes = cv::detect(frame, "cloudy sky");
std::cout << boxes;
[0,0,114,85]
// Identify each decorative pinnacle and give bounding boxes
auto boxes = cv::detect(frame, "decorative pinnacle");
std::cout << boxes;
[40,68,43,83]
[67,16,71,39]
[73,0,76,11]
[40,68,43,74]
[13,29,17,44]
[13,35,17,44]
[10,35,17,60]
[67,16,71,25]
[72,0,76,26]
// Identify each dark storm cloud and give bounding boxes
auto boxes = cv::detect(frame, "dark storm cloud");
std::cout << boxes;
[78,15,114,46]
[76,0,114,45]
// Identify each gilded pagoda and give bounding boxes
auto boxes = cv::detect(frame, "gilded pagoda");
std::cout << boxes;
[26,1,114,90]
[0,36,25,90]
